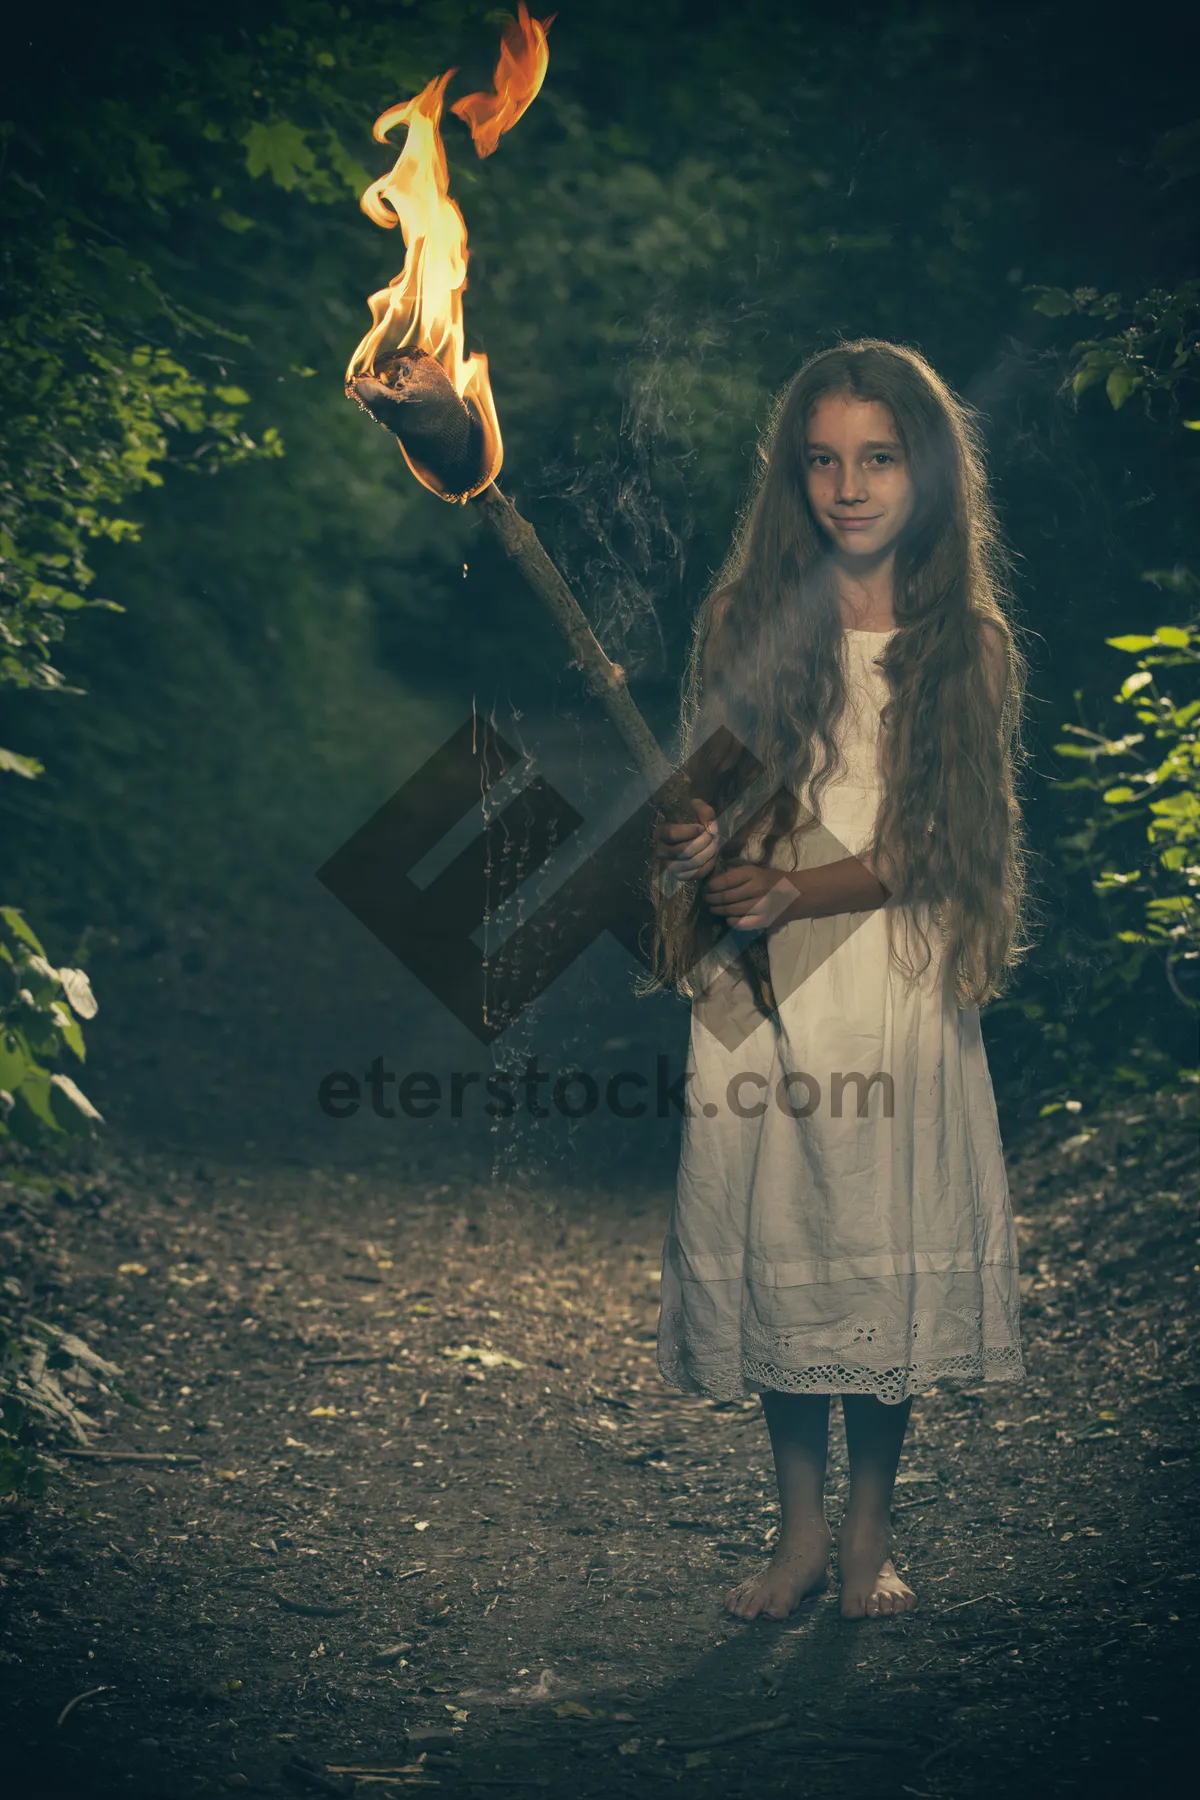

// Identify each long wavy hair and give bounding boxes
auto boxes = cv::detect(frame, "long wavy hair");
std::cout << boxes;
[650,337,1032,1010]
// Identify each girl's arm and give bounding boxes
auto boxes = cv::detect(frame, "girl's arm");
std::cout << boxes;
[770,619,1007,927]
[703,852,891,930]
[774,854,890,924]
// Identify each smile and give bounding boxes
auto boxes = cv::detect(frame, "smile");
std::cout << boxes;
[830,515,883,530]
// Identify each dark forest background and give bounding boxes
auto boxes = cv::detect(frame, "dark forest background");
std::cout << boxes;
[1,0,1197,1172]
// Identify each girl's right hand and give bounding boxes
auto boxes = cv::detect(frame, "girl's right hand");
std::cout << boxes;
[654,798,720,879]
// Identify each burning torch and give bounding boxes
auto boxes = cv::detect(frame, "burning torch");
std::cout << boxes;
[345,6,775,1014]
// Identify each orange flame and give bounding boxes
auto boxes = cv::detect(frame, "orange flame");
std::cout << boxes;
[346,6,554,502]
[452,4,554,158]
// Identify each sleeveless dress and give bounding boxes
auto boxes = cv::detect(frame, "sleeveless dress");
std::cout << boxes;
[656,627,1025,1404]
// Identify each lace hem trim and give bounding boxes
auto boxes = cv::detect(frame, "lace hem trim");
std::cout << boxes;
[658,1339,1021,1404]
[657,1346,1025,1405]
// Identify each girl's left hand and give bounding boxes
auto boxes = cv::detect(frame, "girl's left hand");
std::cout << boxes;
[702,863,801,931]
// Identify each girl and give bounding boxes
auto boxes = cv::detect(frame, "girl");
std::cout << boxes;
[651,339,1030,1622]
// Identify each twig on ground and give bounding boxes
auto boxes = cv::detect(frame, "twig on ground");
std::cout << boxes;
[282,1758,354,1795]
[670,1714,793,1750]
[56,1685,112,1728]
[55,1449,202,1466]
[274,1593,354,1617]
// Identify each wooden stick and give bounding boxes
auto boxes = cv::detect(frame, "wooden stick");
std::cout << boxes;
[56,1449,201,1466]
[56,1685,113,1729]
[352,357,775,1012]
[471,483,685,806]
[669,1714,793,1750]
[470,482,776,1014]
[274,1593,355,1617]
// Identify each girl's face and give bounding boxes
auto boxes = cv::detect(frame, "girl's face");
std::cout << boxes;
[803,393,916,559]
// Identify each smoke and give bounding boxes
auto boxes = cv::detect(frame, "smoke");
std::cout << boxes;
[534,302,716,680]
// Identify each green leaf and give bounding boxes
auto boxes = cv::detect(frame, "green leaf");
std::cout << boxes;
[0,747,45,779]
[1072,360,1110,397]
[1101,786,1140,804]
[213,385,250,406]
[1153,626,1191,648]
[13,1072,61,1133]
[1184,419,1200,431]
[49,1072,104,1133]
[1120,670,1154,697]
[0,1033,27,1091]
[57,967,98,1020]
[243,120,318,192]
[1032,287,1077,317]
[21,953,60,1001]
[1105,634,1156,652]
[1105,362,1143,409]
[0,909,44,953]
[324,132,373,198]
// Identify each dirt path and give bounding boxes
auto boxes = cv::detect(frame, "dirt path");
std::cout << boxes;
[2,1100,1196,1800]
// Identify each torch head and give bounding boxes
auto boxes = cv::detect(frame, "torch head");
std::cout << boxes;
[348,349,489,502]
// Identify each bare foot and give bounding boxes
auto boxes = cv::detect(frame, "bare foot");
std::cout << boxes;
[725,1523,832,1621]
[837,1510,917,1619]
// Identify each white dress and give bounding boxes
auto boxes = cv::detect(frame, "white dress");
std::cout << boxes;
[657,627,1025,1404]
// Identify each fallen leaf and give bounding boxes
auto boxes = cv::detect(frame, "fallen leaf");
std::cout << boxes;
[167,1264,210,1289]
[441,1345,526,1370]
[117,1263,148,1277]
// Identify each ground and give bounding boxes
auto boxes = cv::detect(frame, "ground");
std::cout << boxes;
[1,1097,1196,1800]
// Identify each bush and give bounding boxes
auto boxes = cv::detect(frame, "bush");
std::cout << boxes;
[0,1314,124,1499]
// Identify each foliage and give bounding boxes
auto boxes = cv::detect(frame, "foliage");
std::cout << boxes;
[1025,276,1200,423]
[0,3,461,1064]
[0,907,103,1143]
[0,1313,123,1498]
[1054,595,1200,1015]
[0,148,283,769]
